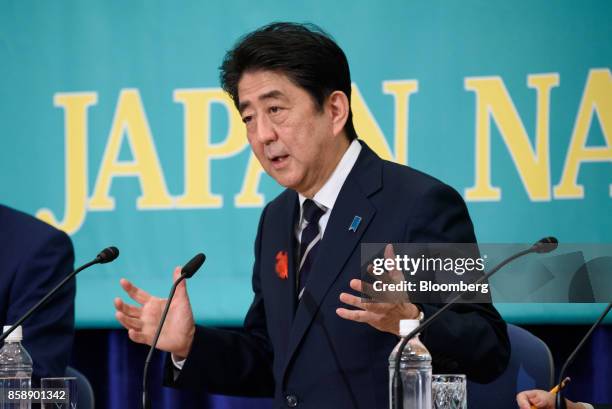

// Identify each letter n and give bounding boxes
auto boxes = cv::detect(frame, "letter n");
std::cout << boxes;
[464,74,559,201]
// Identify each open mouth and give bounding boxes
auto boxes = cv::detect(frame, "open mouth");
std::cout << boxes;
[270,154,289,164]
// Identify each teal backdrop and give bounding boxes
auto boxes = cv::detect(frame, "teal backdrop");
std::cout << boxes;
[1,1,610,327]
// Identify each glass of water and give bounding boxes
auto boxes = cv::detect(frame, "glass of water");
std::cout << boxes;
[432,374,467,409]
[40,377,77,409]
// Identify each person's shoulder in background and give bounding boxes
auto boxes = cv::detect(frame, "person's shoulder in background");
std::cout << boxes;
[0,203,76,380]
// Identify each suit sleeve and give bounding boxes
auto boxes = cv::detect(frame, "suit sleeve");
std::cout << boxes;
[163,205,275,396]
[406,183,511,383]
[7,228,75,381]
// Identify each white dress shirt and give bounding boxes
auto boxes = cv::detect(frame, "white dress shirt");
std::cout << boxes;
[296,139,362,241]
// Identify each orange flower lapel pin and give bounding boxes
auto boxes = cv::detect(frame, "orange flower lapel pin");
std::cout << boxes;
[275,250,288,280]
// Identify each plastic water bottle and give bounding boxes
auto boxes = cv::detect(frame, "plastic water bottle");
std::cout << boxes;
[0,326,33,409]
[389,319,431,409]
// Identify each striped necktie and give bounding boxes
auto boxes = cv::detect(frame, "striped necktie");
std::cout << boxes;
[297,199,326,299]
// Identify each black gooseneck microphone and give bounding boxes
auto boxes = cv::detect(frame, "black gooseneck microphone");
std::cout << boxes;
[555,301,612,409]
[142,253,206,409]
[392,237,558,409]
[0,246,120,343]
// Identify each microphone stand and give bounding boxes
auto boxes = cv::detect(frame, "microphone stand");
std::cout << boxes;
[142,253,205,409]
[142,274,187,409]
[555,301,612,409]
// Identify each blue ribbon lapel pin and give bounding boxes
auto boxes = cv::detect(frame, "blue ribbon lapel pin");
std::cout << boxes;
[348,216,362,232]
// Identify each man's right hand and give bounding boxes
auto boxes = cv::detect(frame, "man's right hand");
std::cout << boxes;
[114,266,196,359]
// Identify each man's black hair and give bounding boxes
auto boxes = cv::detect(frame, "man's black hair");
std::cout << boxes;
[220,22,358,141]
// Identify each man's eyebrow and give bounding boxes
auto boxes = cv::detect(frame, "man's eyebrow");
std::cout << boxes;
[259,90,286,101]
[238,90,287,114]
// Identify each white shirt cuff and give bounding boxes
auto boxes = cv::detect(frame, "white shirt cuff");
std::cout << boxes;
[171,354,186,370]
[578,403,594,409]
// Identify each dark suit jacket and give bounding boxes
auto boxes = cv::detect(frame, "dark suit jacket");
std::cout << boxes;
[0,205,75,380]
[165,143,510,408]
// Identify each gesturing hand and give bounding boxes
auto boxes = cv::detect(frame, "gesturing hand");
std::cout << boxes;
[114,266,196,359]
[336,244,421,336]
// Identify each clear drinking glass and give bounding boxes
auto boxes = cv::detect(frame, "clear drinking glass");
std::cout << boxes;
[40,377,77,409]
[432,374,467,409]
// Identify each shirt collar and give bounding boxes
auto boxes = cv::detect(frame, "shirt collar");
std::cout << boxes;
[298,139,362,211]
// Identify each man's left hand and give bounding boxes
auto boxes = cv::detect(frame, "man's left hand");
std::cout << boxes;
[336,244,421,336]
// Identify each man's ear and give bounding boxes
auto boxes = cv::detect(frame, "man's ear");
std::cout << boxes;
[327,90,350,137]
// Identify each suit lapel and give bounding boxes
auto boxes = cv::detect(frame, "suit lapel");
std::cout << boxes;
[279,191,299,324]
[281,143,382,380]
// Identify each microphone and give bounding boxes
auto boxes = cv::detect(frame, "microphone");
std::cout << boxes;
[96,246,120,263]
[180,253,205,278]
[0,246,120,343]
[555,301,612,409]
[392,237,558,409]
[531,237,558,254]
[142,253,206,409]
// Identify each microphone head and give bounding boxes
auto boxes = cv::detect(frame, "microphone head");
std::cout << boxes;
[96,246,120,263]
[532,237,559,254]
[181,253,206,278]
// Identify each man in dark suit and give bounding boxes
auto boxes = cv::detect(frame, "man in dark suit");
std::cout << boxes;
[114,22,510,408]
[0,204,75,380]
